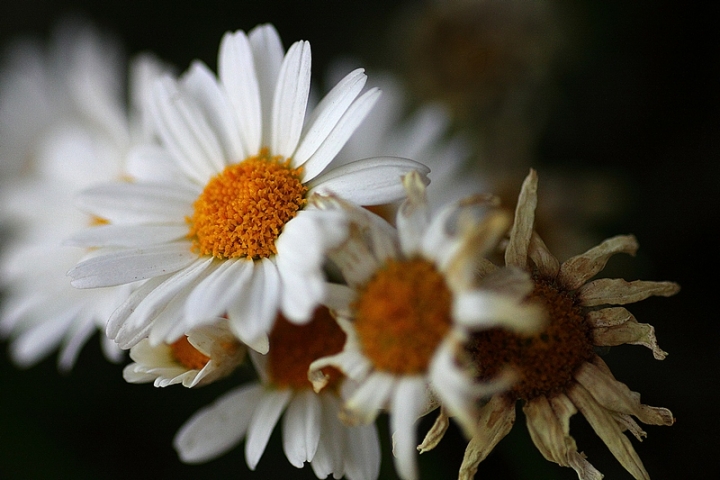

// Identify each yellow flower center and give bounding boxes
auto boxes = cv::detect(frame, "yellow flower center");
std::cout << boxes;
[267,307,346,391]
[353,258,453,375]
[466,275,595,401]
[171,336,211,370]
[187,149,307,259]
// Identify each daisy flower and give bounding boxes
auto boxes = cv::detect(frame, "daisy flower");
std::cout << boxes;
[67,24,429,352]
[0,20,166,370]
[123,319,245,388]
[308,171,543,480]
[174,306,381,479]
[433,169,678,479]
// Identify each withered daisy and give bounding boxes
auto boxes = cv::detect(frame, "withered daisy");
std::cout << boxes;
[422,169,678,480]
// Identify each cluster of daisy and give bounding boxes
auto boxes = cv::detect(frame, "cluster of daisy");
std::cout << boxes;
[0,20,678,480]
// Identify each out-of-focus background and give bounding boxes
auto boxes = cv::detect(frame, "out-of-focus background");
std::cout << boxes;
[0,1,717,478]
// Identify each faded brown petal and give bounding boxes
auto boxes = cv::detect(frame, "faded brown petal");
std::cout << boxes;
[417,406,450,454]
[505,169,537,268]
[593,317,668,360]
[524,394,602,480]
[567,383,651,480]
[586,306,634,328]
[575,361,674,427]
[577,279,680,307]
[446,208,512,291]
[614,413,648,441]
[458,396,515,480]
[528,232,560,279]
[558,235,639,290]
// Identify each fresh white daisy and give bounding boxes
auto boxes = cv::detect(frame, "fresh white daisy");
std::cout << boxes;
[123,319,245,388]
[174,307,380,479]
[307,171,544,480]
[0,20,167,370]
[67,24,429,352]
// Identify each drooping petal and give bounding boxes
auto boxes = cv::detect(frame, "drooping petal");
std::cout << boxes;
[577,279,680,307]
[505,169,537,268]
[174,383,264,463]
[390,376,428,480]
[558,235,639,290]
[245,389,292,470]
[458,396,515,480]
[282,390,322,468]
[307,157,429,206]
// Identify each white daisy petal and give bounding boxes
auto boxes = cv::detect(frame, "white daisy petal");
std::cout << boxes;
[106,274,169,341]
[57,314,97,371]
[293,68,367,167]
[75,182,197,225]
[271,40,311,157]
[125,144,188,184]
[299,88,381,182]
[174,383,265,463]
[9,305,80,368]
[149,76,224,183]
[282,389,322,468]
[64,224,187,248]
[345,421,382,480]
[68,242,197,288]
[453,290,543,334]
[227,258,280,342]
[185,259,253,322]
[218,30,261,155]
[311,394,345,479]
[346,372,395,424]
[245,389,293,470]
[390,377,428,480]
[182,60,245,162]
[248,24,284,148]
[307,157,430,206]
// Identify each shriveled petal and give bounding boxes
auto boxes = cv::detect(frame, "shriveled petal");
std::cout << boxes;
[396,170,430,256]
[567,383,651,480]
[524,395,603,480]
[307,157,430,206]
[527,232,559,279]
[559,235,639,290]
[574,361,674,427]
[271,40,311,158]
[593,313,668,360]
[174,383,264,463]
[417,407,449,454]
[459,395,515,480]
[68,243,197,288]
[505,169,537,268]
[577,279,680,307]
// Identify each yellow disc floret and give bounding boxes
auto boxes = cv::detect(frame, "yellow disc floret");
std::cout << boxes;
[188,149,307,259]
[171,336,211,371]
[353,258,453,375]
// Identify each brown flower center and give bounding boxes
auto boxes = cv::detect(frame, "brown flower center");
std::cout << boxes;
[353,258,453,375]
[187,149,307,259]
[267,307,346,391]
[466,275,594,401]
[171,336,211,370]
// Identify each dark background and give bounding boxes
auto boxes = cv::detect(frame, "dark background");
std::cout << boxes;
[0,1,717,478]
